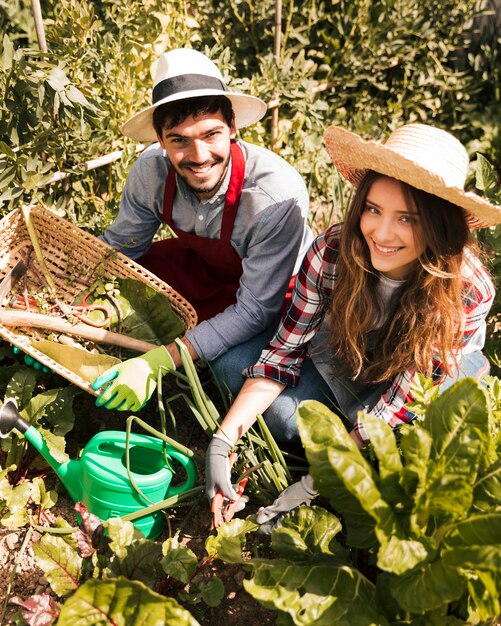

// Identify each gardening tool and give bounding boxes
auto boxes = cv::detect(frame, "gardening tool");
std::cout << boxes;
[0,260,28,305]
[8,290,111,328]
[0,399,197,539]
[211,452,249,530]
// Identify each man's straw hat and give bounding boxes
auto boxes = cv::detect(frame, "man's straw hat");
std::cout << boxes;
[323,123,501,228]
[122,48,267,142]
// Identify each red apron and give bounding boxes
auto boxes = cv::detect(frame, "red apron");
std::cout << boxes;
[138,142,245,323]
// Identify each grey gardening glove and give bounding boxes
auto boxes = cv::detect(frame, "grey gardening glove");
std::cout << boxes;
[256,474,317,535]
[205,435,239,502]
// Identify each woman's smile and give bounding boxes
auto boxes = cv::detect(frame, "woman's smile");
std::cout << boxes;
[360,177,425,280]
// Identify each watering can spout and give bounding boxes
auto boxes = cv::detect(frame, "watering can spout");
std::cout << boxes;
[0,398,82,503]
[0,398,30,437]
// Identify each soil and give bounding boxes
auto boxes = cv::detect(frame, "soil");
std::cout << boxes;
[0,375,278,626]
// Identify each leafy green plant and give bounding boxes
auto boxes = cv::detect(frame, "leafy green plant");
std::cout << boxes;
[8,507,234,625]
[473,153,501,375]
[212,377,501,625]
[0,367,78,526]
[162,339,304,504]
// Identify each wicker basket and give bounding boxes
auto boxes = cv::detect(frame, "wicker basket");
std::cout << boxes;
[0,205,197,395]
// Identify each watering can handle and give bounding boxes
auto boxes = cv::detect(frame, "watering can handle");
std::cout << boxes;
[166,447,197,497]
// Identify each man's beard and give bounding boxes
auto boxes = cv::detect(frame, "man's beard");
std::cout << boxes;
[175,155,229,197]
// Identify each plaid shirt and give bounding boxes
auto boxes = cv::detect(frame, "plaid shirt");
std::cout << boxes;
[246,223,495,441]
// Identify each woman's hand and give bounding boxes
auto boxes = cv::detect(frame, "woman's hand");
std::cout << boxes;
[256,474,317,534]
[205,435,239,501]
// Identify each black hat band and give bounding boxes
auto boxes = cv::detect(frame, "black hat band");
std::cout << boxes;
[152,74,229,104]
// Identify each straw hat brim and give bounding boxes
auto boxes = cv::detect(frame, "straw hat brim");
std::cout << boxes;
[324,126,501,228]
[121,90,267,142]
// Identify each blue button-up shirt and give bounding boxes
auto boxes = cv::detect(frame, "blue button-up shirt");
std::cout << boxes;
[102,139,313,360]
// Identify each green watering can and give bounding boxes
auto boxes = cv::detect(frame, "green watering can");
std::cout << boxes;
[0,399,197,539]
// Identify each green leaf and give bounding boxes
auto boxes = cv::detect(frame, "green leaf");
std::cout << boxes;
[0,164,17,188]
[0,141,16,159]
[1,34,14,71]
[377,535,431,574]
[271,506,347,561]
[296,400,377,549]
[106,517,142,558]
[0,480,31,528]
[475,153,499,196]
[360,412,405,505]
[33,533,81,596]
[37,427,69,465]
[109,539,162,587]
[444,511,501,548]
[388,554,465,614]
[56,577,201,625]
[33,385,78,437]
[32,340,121,385]
[31,476,58,509]
[85,278,186,347]
[472,459,501,512]
[199,577,224,607]
[46,66,71,91]
[410,379,490,527]
[5,368,37,410]
[66,84,92,108]
[205,517,258,563]
[161,540,198,584]
[244,559,389,626]
[464,570,500,623]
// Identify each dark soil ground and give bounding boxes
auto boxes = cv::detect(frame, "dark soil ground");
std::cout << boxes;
[0,372,278,625]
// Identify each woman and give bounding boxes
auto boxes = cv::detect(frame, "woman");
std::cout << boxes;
[206,122,500,531]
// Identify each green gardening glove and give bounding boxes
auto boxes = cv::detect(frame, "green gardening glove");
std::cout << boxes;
[91,346,175,411]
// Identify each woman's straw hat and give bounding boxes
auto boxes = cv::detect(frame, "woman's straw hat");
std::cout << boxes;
[122,48,267,142]
[323,123,501,228]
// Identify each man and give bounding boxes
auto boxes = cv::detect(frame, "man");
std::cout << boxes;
[92,48,312,411]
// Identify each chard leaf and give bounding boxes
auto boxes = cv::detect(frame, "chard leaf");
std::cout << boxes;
[33,385,78,437]
[444,545,501,573]
[444,511,501,548]
[376,535,431,574]
[297,400,377,549]
[408,379,489,527]
[37,427,69,465]
[20,384,77,440]
[399,424,432,504]
[74,503,102,558]
[9,594,60,625]
[360,412,406,506]
[56,577,200,625]
[244,559,389,626]
[200,578,224,607]
[85,278,186,346]
[388,554,465,613]
[271,505,348,561]
[472,459,501,512]
[106,517,143,558]
[160,543,198,584]
[109,539,162,587]
[205,518,257,563]
[33,534,81,596]
[32,340,121,385]
[464,570,500,623]
[5,368,37,410]
[0,481,31,528]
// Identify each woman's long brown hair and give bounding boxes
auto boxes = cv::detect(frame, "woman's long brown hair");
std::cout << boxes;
[328,170,474,383]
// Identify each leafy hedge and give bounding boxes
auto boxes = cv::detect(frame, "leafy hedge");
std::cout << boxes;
[1,0,500,221]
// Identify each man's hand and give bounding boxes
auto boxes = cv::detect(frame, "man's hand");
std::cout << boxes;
[205,435,239,501]
[91,346,175,411]
[256,474,317,534]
